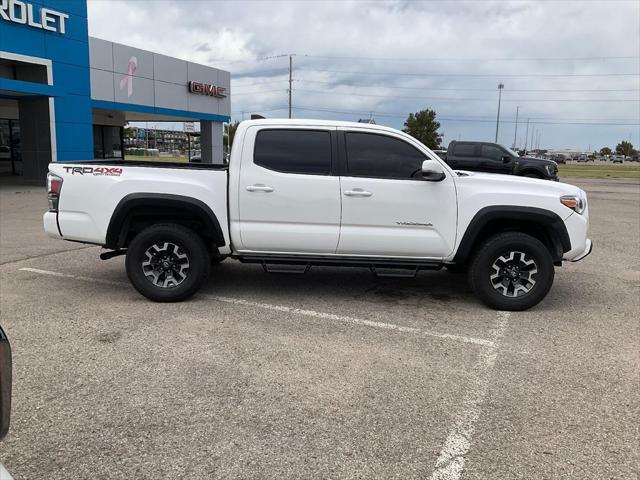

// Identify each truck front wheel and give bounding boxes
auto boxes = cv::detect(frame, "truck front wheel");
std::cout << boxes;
[125,224,210,302]
[468,232,554,311]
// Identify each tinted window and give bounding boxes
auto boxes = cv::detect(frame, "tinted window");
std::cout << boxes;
[254,129,331,175]
[480,145,503,160]
[453,143,476,156]
[345,132,426,179]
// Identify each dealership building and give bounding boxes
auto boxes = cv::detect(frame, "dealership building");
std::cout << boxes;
[0,0,231,183]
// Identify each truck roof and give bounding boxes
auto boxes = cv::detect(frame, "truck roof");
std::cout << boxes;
[238,118,401,134]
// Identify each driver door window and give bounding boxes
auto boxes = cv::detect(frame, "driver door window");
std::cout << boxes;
[480,144,509,172]
[345,132,426,179]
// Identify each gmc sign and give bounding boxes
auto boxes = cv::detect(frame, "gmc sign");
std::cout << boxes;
[188,81,227,98]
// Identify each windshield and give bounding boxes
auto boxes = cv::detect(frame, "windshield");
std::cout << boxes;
[502,146,520,157]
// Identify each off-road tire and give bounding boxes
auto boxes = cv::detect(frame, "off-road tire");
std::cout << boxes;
[468,232,554,311]
[126,224,210,302]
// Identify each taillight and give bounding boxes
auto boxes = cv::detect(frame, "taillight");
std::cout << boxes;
[47,173,63,212]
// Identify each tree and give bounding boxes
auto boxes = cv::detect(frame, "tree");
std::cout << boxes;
[402,109,442,149]
[599,146,612,156]
[615,141,634,156]
[223,121,240,150]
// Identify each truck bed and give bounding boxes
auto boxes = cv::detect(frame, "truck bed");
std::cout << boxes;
[46,162,230,250]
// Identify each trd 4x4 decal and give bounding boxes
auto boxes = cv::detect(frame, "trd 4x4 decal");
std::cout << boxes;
[62,166,123,176]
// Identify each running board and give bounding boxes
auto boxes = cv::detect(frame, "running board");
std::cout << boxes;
[370,266,419,278]
[238,254,442,271]
[262,263,311,275]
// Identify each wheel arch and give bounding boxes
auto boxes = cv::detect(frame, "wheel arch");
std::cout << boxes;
[105,193,226,249]
[453,206,571,264]
[520,168,544,178]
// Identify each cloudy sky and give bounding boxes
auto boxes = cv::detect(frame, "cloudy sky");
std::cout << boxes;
[88,0,639,151]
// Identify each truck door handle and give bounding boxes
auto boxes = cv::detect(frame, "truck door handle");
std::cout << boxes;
[246,184,274,193]
[344,188,372,197]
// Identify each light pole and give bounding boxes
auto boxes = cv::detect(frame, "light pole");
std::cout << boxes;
[495,83,504,143]
[288,55,293,119]
[531,126,536,153]
[524,118,530,152]
[512,106,520,149]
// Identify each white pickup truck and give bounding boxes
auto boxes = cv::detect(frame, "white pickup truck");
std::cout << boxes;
[43,119,592,310]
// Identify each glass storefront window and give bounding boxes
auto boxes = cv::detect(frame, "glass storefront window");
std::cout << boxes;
[93,125,104,159]
[0,119,22,176]
[93,125,123,160]
[104,126,122,159]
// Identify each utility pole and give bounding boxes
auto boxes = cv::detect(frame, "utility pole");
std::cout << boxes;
[524,118,530,152]
[531,127,536,153]
[538,130,543,150]
[288,55,293,119]
[512,106,520,149]
[495,83,504,142]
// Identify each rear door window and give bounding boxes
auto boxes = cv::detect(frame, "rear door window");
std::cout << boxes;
[453,144,476,156]
[254,129,332,175]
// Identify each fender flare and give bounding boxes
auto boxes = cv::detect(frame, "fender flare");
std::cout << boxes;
[453,205,571,264]
[105,193,225,248]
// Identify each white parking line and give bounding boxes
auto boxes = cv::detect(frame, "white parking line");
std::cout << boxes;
[19,267,494,347]
[206,294,494,347]
[428,311,510,480]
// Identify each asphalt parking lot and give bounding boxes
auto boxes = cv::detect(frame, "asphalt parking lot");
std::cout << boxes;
[0,178,638,479]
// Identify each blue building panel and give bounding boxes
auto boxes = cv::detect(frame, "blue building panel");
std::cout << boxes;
[0,22,47,58]
[53,95,92,123]
[52,61,91,96]
[54,121,93,152]
[45,36,90,67]
[43,0,87,18]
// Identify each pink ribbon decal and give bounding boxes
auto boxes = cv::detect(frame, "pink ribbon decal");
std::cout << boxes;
[119,56,138,98]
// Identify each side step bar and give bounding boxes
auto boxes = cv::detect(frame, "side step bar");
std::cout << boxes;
[262,263,311,275]
[238,253,442,275]
[370,266,420,278]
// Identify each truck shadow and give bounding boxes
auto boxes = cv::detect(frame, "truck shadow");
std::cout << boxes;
[200,261,475,308]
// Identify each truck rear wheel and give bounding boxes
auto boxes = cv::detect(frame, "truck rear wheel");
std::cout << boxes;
[125,224,210,302]
[468,232,554,311]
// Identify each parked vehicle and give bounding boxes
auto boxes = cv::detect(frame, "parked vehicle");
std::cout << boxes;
[43,120,592,311]
[552,154,566,164]
[577,154,589,163]
[445,141,559,180]
[612,155,624,164]
[432,149,447,160]
[0,326,11,442]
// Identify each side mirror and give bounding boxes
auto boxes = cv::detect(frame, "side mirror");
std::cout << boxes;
[0,326,11,441]
[502,155,511,163]
[421,159,446,182]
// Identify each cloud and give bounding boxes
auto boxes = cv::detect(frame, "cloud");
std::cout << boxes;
[87,0,639,149]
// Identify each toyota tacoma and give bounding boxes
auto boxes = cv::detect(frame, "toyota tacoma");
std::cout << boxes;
[43,120,592,310]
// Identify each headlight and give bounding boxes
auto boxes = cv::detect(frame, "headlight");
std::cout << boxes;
[545,164,557,176]
[560,194,586,214]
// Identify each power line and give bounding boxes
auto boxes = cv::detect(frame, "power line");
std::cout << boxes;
[211,53,639,64]
[230,104,640,123]
[296,53,640,63]
[293,79,639,93]
[284,105,640,125]
[233,89,287,96]
[287,88,639,102]
[296,67,639,78]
